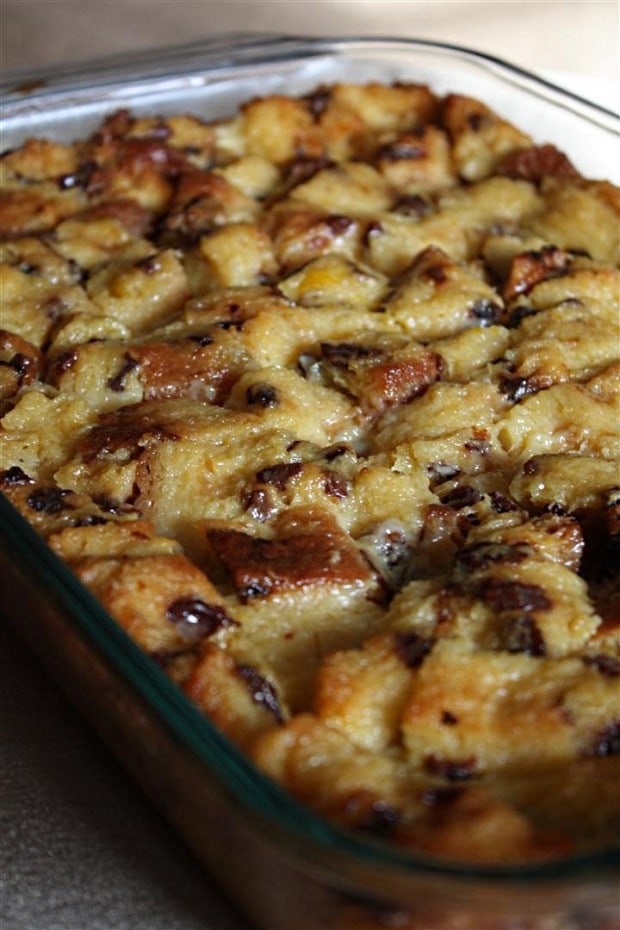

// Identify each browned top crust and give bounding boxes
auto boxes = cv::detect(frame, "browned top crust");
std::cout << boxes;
[1,81,618,866]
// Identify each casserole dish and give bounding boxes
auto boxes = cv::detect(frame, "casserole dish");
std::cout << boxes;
[1,35,619,930]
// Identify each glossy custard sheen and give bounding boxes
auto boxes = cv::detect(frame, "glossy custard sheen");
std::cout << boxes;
[1,82,619,864]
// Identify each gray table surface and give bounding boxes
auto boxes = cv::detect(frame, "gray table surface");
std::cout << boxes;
[1,619,251,930]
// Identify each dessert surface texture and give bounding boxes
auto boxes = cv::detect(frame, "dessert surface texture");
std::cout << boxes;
[1,80,618,863]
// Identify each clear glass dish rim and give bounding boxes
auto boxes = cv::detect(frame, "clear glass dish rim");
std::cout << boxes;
[1,33,618,131]
[1,32,618,886]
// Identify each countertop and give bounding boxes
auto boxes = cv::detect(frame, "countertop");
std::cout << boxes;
[1,3,618,929]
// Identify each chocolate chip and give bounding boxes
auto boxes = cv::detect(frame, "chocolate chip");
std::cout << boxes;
[502,614,546,656]
[394,194,433,218]
[588,721,620,757]
[356,800,401,835]
[323,471,350,499]
[246,383,279,408]
[304,86,331,120]
[455,541,529,575]
[480,579,552,613]
[425,264,447,284]
[379,140,426,161]
[255,462,303,491]
[441,710,459,725]
[507,305,538,328]
[243,486,275,523]
[584,655,620,677]
[237,664,283,723]
[1,466,34,485]
[500,376,535,403]
[326,214,353,235]
[394,631,434,668]
[241,579,273,600]
[8,353,33,376]
[425,754,476,780]
[322,444,351,462]
[470,299,502,326]
[490,491,518,513]
[441,485,482,509]
[166,597,234,640]
[426,461,461,487]
[320,342,382,368]
[52,349,78,375]
[26,487,70,513]
[422,786,464,806]
[107,353,139,392]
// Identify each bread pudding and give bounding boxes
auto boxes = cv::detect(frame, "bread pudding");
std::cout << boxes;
[1,81,618,864]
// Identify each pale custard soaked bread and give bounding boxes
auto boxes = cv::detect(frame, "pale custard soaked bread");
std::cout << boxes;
[1,83,619,864]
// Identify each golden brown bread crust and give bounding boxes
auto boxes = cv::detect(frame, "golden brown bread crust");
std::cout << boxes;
[1,82,618,865]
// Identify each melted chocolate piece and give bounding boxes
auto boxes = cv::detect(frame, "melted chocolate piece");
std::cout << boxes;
[502,614,546,656]
[1,466,34,486]
[588,722,620,758]
[425,755,477,781]
[480,579,552,613]
[107,353,139,392]
[320,342,382,368]
[236,664,283,723]
[255,462,303,491]
[322,471,350,499]
[246,383,279,408]
[166,597,234,640]
[584,655,620,677]
[470,299,502,326]
[26,487,70,514]
[394,631,434,669]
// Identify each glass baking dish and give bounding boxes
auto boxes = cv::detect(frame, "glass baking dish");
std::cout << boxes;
[1,34,619,930]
